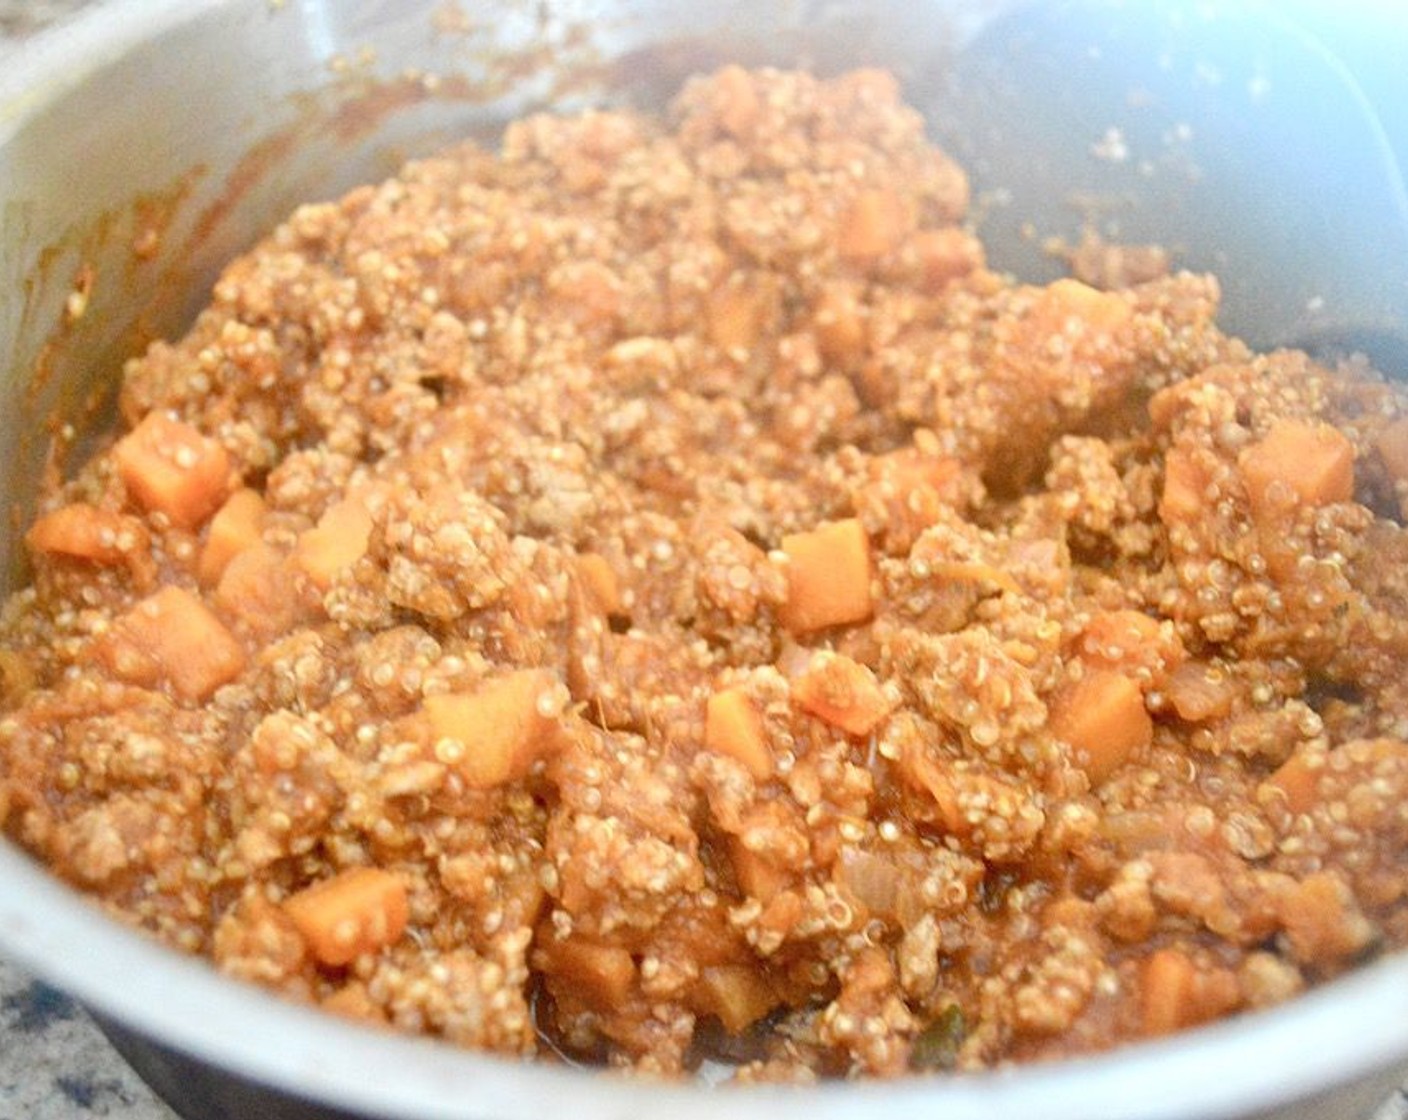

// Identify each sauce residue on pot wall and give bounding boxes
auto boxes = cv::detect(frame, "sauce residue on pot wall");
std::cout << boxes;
[8,0,615,501]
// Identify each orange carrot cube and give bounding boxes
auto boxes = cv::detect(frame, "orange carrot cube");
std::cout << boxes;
[1262,751,1322,816]
[1031,278,1132,336]
[113,412,231,529]
[1077,609,1184,691]
[1011,278,1133,384]
[899,749,965,836]
[898,749,1022,842]
[1142,948,1193,1035]
[422,669,562,789]
[812,285,868,369]
[1239,419,1354,519]
[705,688,773,780]
[540,938,636,1007]
[1050,669,1152,785]
[0,650,35,707]
[838,189,909,265]
[709,65,761,138]
[791,652,893,736]
[294,500,373,590]
[1277,871,1376,966]
[777,518,874,634]
[26,503,146,567]
[98,585,246,701]
[576,551,624,616]
[708,283,773,355]
[694,964,777,1034]
[1159,446,1209,526]
[198,489,267,586]
[729,837,791,903]
[215,543,307,638]
[1141,949,1238,1036]
[284,867,408,967]
[1166,660,1237,723]
[860,447,963,546]
[868,447,962,501]
[910,227,983,292]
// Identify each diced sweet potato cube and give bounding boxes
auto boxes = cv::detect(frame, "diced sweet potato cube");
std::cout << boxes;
[215,543,307,638]
[897,747,960,829]
[1031,278,1133,338]
[576,551,623,616]
[1159,446,1208,527]
[709,64,761,139]
[541,939,636,1007]
[930,561,1021,597]
[777,518,874,634]
[791,652,894,736]
[1375,416,1408,480]
[294,500,373,590]
[1239,419,1355,519]
[757,891,804,943]
[838,188,910,265]
[694,964,777,1034]
[284,867,408,967]
[113,412,231,529]
[729,837,791,903]
[708,283,773,355]
[910,227,983,292]
[199,489,266,585]
[1050,669,1152,785]
[26,503,147,568]
[1276,871,1377,967]
[1005,278,1133,387]
[1068,232,1169,290]
[898,748,1021,841]
[0,649,35,708]
[1142,949,1239,1036]
[1077,609,1184,691]
[1166,660,1237,723]
[812,285,868,369]
[1079,609,1161,661]
[1262,750,1323,816]
[422,669,562,789]
[98,585,246,701]
[705,688,773,780]
[546,260,620,328]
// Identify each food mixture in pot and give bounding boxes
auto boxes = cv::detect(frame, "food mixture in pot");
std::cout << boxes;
[2,67,1407,1079]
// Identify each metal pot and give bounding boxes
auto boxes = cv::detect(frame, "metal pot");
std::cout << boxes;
[2,2,1406,1118]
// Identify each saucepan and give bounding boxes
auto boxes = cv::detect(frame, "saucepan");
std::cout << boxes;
[1,1,1406,1118]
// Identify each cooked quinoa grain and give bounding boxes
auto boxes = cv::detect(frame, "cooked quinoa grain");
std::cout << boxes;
[3,67,1408,1078]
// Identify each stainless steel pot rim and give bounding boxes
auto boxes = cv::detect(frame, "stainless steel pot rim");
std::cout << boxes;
[3,839,1408,1120]
[3,3,1408,1118]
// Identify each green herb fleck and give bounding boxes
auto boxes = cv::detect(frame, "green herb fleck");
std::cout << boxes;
[910,1004,966,1072]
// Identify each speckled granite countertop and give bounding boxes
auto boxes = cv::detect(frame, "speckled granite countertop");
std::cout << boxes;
[0,960,178,1119]
[1,3,1407,1119]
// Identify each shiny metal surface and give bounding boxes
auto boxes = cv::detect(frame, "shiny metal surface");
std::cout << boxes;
[2,2,1407,1118]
